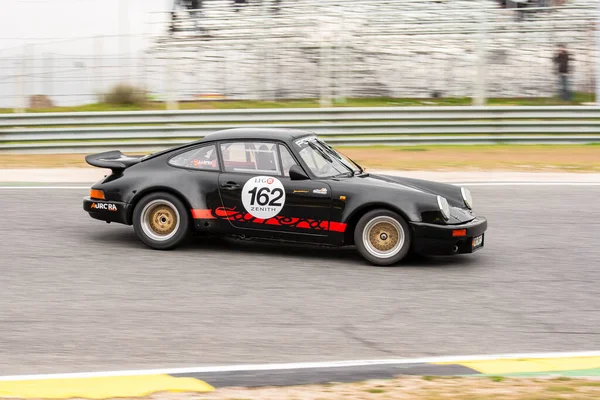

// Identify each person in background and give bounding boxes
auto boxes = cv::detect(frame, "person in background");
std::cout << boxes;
[513,0,528,21]
[553,44,572,101]
[189,0,204,33]
[233,0,248,12]
[168,0,184,35]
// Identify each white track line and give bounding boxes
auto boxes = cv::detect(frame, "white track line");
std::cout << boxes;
[1,183,600,190]
[454,182,600,186]
[1,351,600,381]
[0,186,89,189]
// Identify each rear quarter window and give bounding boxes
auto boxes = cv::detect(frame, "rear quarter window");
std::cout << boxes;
[168,145,219,170]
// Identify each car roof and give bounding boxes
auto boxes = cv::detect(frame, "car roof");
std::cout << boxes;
[199,127,315,143]
[142,128,316,162]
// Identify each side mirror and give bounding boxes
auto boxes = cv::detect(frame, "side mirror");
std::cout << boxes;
[289,164,309,180]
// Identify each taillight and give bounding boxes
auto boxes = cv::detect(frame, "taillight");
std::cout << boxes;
[90,189,105,200]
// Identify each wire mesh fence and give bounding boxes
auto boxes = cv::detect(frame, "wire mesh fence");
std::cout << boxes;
[0,34,150,109]
[0,0,597,110]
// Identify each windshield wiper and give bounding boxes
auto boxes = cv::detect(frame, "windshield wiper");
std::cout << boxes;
[319,140,362,175]
[334,170,353,178]
[308,141,353,177]
[350,158,364,175]
[316,141,356,175]
[308,141,333,163]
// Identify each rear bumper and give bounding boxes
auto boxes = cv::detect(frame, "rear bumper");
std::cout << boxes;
[410,217,487,255]
[83,197,131,225]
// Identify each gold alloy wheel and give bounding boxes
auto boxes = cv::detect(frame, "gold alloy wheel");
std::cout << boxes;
[148,205,177,236]
[140,199,181,242]
[362,215,405,259]
[368,221,399,252]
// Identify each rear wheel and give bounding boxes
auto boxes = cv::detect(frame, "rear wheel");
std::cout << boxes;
[354,209,411,266]
[133,192,189,250]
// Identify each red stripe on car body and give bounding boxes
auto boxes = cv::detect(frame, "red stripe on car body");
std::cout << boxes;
[191,209,347,232]
[191,209,216,219]
[328,222,347,232]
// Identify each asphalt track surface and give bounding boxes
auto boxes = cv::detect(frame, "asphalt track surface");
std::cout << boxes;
[1,185,599,376]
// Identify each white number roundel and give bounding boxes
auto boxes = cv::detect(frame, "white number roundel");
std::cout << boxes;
[241,176,286,219]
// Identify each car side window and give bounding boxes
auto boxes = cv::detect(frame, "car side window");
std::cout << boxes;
[168,145,219,170]
[220,142,281,175]
[279,144,297,177]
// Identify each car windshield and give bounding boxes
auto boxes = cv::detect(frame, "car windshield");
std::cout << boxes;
[294,136,362,178]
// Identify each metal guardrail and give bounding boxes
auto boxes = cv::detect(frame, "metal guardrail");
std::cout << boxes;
[2,106,600,152]
[3,106,600,126]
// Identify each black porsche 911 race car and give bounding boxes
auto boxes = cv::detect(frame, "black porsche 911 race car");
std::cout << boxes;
[83,128,487,266]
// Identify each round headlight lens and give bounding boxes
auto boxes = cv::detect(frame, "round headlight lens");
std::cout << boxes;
[461,187,473,209]
[437,195,450,220]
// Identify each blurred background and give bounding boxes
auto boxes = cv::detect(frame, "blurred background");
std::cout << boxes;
[1,0,598,111]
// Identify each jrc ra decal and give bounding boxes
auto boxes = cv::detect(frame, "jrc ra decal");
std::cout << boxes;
[91,203,117,211]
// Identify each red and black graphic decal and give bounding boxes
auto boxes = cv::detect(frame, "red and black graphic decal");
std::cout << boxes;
[192,207,346,233]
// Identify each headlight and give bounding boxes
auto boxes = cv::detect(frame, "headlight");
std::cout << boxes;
[437,195,450,220]
[461,187,473,210]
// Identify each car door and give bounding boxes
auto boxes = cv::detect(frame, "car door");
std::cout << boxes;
[217,140,332,237]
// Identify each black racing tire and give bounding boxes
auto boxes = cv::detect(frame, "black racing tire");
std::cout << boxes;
[354,209,411,266]
[133,192,190,250]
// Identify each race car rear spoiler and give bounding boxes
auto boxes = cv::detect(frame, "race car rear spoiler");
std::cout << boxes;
[85,150,144,173]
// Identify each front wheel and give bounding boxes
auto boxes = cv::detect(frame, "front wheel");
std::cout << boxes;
[354,209,411,266]
[133,192,190,250]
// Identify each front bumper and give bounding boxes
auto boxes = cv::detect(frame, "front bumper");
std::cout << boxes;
[83,197,131,225]
[410,217,487,255]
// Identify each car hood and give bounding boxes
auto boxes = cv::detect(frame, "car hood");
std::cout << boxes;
[333,173,475,224]
[369,173,460,196]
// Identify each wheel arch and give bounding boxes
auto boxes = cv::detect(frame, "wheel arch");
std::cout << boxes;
[127,186,193,225]
[343,202,412,246]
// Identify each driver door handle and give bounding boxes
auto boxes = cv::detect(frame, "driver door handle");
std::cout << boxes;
[220,181,240,190]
